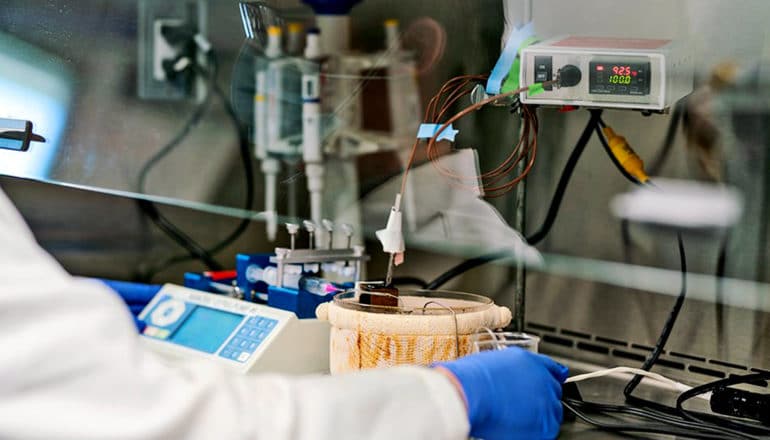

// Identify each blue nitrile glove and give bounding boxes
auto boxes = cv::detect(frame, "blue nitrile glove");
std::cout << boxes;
[99,279,162,332]
[100,279,162,306]
[133,316,147,333]
[436,347,569,440]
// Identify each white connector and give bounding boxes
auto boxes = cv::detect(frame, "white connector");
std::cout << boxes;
[376,194,405,260]
[193,33,212,54]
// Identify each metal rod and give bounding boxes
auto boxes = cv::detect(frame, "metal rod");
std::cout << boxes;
[385,253,395,286]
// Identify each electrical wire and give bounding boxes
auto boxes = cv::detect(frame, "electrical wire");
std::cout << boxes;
[565,366,701,398]
[399,77,550,200]
[424,250,509,291]
[620,101,684,262]
[595,115,642,185]
[425,110,602,290]
[624,233,686,396]
[388,276,429,288]
[136,53,222,273]
[526,110,602,245]
[142,80,256,280]
[560,118,755,438]
[649,98,685,176]
[676,372,770,435]
[426,98,540,198]
[715,234,729,345]
[137,50,255,280]
[563,399,756,440]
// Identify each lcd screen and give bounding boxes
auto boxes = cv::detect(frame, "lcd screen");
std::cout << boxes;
[169,307,244,354]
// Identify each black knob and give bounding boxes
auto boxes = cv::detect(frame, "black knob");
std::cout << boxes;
[558,65,582,87]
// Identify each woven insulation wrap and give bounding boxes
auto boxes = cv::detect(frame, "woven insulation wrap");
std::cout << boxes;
[316,294,512,373]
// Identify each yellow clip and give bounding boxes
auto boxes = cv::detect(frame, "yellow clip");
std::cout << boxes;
[602,126,649,183]
[288,22,304,34]
[267,25,282,37]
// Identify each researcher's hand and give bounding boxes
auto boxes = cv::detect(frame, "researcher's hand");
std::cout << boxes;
[435,347,568,440]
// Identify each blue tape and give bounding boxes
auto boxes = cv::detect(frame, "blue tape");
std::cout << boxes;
[485,22,535,96]
[417,123,459,142]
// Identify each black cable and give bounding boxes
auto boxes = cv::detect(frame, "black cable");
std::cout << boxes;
[624,233,686,395]
[621,101,684,261]
[136,53,222,272]
[561,232,756,439]
[141,85,254,277]
[137,200,223,271]
[424,251,508,291]
[525,110,602,245]
[137,49,256,280]
[715,234,729,337]
[677,373,770,437]
[425,110,603,290]
[390,276,429,288]
[595,115,643,185]
[563,399,744,440]
[202,80,255,254]
[649,99,685,176]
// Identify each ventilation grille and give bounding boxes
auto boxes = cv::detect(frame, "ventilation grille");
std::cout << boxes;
[526,321,768,383]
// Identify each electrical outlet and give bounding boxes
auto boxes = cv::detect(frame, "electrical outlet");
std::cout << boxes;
[153,18,184,82]
[137,0,208,100]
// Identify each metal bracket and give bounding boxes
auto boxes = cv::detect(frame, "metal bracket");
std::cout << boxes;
[270,247,369,288]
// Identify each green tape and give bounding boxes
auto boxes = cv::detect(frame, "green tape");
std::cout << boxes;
[528,83,545,96]
[500,35,540,93]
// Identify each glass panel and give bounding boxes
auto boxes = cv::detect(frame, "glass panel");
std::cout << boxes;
[2,0,770,306]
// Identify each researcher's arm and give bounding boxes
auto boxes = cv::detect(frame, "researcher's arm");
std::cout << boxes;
[0,188,469,440]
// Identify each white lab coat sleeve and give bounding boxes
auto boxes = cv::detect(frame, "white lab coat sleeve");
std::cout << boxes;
[0,187,470,440]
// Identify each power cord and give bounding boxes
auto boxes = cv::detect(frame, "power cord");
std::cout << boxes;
[526,110,603,245]
[623,233,686,395]
[136,37,255,281]
[620,101,684,262]
[594,115,643,185]
[141,77,256,280]
[136,50,222,274]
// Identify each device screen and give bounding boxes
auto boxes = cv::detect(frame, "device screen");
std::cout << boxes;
[589,60,651,96]
[169,307,244,354]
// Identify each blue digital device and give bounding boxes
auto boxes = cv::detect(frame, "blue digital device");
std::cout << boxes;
[138,284,331,375]
[140,287,282,366]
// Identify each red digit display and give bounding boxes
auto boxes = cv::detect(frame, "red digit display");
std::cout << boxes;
[610,65,632,75]
[589,60,651,96]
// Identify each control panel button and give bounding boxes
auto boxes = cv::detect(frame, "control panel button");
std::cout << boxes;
[150,299,186,327]
[534,56,553,91]
[237,352,250,362]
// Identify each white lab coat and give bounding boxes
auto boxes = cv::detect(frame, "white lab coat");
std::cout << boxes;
[0,187,469,440]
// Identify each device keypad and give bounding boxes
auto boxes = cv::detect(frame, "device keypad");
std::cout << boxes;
[219,316,278,363]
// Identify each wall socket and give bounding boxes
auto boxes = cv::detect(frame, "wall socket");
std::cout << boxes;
[137,0,208,100]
